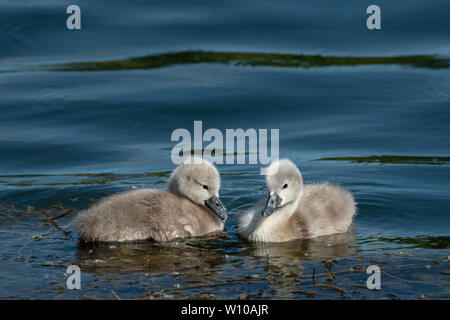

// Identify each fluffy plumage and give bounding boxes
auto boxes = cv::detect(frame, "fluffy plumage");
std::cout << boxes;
[238,159,356,242]
[75,158,226,242]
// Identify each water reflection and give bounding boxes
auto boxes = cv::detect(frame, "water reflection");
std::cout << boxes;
[242,228,357,273]
[76,236,227,276]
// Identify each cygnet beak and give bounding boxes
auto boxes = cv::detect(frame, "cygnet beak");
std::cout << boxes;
[205,195,227,222]
[261,193,282,218]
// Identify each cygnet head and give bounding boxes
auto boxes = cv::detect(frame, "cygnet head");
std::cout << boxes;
[168,157,227,221]
[262,159,304,218]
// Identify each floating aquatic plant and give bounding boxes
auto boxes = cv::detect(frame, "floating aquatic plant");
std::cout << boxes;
[315,155,450,165]
[28,51,450,72]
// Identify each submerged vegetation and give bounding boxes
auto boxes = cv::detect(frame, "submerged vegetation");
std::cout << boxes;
[33,51,450,72]
[315,155,450,165]
[359,235,450,250]
[0,171,171,187]
[378,236,450,250]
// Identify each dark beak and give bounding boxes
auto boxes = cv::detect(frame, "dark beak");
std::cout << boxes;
[262,193,282,218]
[205,195,227,222]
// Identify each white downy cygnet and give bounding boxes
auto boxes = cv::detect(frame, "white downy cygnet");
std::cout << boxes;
[75,157,227,242]
[238,159,356,242]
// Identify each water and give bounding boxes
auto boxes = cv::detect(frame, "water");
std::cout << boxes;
[0,0,449,299]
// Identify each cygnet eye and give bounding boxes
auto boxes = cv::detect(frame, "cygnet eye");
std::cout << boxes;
[203,185,209,190]
[283,183,288,189]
